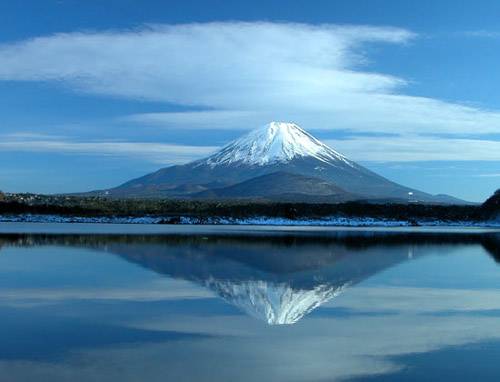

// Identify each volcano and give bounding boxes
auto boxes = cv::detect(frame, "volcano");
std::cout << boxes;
[105,122,464,203]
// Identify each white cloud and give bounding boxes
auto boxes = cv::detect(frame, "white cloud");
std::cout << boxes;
[326,135,500,161]
[0,23,410,104]
[0,134,216,164]
[124,97,500,136]
[2,131,499,165]
[0,22,499,162]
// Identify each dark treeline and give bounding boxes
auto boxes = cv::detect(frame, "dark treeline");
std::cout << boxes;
[0,191,498,222]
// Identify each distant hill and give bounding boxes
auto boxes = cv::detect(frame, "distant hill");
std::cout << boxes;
[92,121,468,204]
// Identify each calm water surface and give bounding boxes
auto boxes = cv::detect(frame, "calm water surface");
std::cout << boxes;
[0,223,500,381]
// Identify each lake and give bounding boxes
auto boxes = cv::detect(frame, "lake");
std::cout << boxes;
[1,223,500,381]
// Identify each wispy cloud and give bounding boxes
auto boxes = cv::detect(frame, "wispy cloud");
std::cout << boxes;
[0,22,499,162]
[0,134,216,164]
[463,30,500,38]
[475,173,500,178]
[4,132,499,164]
[326,136,500,161]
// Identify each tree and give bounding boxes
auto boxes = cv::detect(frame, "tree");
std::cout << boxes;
[481,189,500,219]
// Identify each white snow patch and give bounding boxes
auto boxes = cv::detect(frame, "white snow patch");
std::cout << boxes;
[0,214,162,224]
[202,122,354,167]
[2,214,499,227]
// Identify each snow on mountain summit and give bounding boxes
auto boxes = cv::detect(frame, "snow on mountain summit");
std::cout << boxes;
[204,121,353,167]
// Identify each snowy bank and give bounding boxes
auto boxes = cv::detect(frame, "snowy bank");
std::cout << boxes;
[0,214,499,227]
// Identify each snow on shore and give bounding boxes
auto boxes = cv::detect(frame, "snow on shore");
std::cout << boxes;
[0,214,498,227]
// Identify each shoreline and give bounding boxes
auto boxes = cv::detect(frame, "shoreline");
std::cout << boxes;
[1,213,498,228]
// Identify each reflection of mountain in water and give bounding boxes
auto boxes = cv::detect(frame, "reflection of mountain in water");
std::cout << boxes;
[90,236,420,324]
[1,231,499,325]
[206,278,347,324]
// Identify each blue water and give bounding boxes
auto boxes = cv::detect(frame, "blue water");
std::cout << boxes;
[0,223,499,381]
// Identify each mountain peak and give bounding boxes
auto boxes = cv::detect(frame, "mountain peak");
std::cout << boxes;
[203,121,353,167]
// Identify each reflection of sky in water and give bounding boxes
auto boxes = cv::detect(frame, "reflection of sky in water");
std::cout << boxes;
[0,229,499,381]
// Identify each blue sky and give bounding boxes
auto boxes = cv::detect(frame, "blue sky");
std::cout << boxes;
[0,0,499,202]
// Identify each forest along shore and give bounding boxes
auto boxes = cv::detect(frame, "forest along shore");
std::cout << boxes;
[0,190,498,226]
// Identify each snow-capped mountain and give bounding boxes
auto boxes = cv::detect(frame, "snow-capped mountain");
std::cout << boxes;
[203,121,353,167]
[106,121,463,203]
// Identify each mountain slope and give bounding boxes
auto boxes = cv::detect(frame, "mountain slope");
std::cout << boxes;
[105,122,464,203]
[195,171,355,201]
